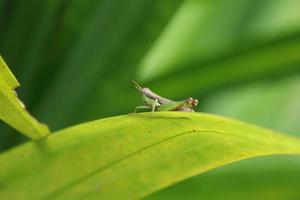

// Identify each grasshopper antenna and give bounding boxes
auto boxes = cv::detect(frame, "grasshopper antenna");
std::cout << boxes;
[132,80,143,93]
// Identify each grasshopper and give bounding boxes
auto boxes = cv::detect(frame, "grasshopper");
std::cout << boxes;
[132,80,198,112]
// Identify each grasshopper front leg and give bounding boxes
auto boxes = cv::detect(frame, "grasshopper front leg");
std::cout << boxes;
[135,99,159,113]
[151,99,159,112]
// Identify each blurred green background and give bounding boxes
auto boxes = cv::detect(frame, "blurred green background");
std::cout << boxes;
[1,0,300,199]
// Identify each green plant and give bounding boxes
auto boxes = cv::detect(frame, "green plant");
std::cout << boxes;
[1,59,300,199]
[1,1,300,199]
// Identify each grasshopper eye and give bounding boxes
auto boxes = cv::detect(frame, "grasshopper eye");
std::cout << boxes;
[192,99,198,106]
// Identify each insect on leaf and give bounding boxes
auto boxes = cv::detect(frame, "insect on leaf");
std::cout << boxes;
[0,112,300,199]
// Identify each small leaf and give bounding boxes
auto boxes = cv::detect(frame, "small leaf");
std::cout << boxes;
[0,112,299,199]
[0,56,49,139]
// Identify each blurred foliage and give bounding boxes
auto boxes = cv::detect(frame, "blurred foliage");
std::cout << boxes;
[146,156,300,200]
[1,0,300,199]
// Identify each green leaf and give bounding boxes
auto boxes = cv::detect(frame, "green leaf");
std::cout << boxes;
[0,56,49,139]
[1,112,300,199]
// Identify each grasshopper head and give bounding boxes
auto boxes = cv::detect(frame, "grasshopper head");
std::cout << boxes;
[185,97,198,107]
[132,80,153,95]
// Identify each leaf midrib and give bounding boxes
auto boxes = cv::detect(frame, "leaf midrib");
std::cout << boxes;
[42,128,298,199]
[42,129,225,199]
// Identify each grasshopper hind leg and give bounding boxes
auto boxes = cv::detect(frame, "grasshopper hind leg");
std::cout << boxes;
[134,105,151,113]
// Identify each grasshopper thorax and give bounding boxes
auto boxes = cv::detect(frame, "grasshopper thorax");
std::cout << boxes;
[141,88,162,106]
